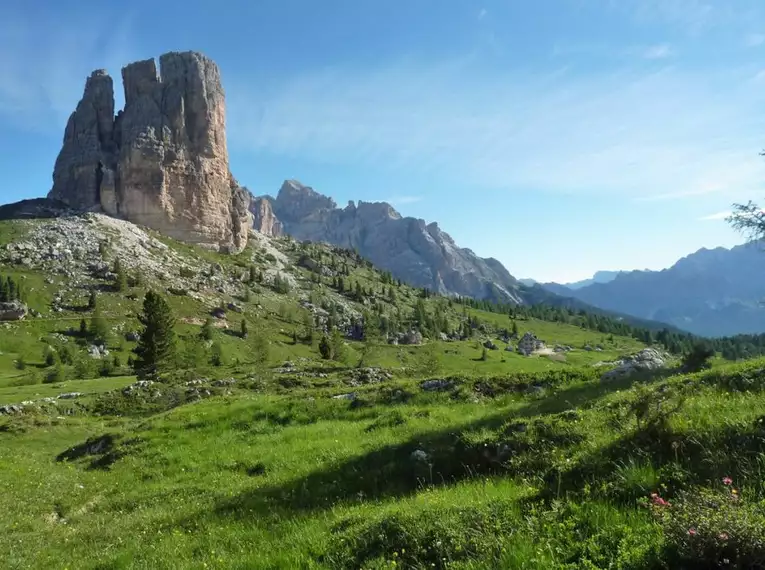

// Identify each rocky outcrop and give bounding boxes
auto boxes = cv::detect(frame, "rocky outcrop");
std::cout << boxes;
[254,180,524,303]
[250,195,283,236]
[48,51,250,252]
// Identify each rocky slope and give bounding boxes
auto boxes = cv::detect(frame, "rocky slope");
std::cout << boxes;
[251,180,524,303]
[48,51,250,252]
[542,243,765,337]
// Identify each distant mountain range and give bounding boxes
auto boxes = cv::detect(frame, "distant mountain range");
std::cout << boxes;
[250,180,530,304]
[521,270,623,290]
[247,180,700,335]
[536,244,765,337]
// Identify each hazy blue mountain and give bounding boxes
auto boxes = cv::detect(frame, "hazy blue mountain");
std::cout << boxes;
[541,244,765,337]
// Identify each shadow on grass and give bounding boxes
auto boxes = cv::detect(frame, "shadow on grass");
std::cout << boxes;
[56,433,138,470]
[211,374,656,518]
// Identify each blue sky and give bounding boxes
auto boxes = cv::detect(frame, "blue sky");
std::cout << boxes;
[1,0,764,282]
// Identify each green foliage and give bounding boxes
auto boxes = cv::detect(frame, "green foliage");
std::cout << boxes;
[657,486,765,568]
[210,341,225,367]
[90,307,109,346]
[98,357,115,377]
[113,258,127,292]
[272,273,290,294]
[240,318,248,339]
[73,357,92,379]
[249,328,270,369]
[133,291,176,380]
[0,274,22,302]
[43,346,56,367]
[201,317,215,341]
[414,342,442,377]
[44,362,66,384]
[682,342,715,372]
[319,335,332,360]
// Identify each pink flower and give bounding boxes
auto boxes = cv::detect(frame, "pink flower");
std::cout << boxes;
[719,532,729,541]
[688,528,697,537]
[650,493,669,507]
[722,477,733,486]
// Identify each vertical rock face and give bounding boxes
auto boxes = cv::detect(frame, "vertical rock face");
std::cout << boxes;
[50,70,115,210]
[249,195,283,237]
[48,51,250,252]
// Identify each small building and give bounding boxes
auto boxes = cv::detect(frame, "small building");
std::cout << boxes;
[517,332,545,356]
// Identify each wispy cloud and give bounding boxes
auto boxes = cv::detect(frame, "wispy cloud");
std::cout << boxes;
[699,210,732,221]
[228,58,765,201]
[478,8,487,20]
[0,8,136,132]
[745,33,765,47]
[641,44,674,59]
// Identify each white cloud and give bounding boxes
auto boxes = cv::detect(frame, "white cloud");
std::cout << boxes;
[227,58,765,201]
[478,8,487,20]
[698,211,732,221]
[745,33,765,47]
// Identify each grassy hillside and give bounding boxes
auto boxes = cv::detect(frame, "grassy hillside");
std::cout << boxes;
[2,215,765,568]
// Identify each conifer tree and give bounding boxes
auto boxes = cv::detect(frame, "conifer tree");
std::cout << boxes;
[133,291,176,379]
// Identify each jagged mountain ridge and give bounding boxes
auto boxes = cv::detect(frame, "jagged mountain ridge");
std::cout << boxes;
[539,243,765,337]
[251,180,525,303]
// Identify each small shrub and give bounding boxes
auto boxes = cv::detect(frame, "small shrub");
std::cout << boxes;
[656,485,765,568]
[44,363,67,384]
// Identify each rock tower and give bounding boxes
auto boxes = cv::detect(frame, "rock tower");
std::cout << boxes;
[49,51,250,252]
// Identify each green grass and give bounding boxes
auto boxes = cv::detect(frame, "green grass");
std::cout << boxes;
[3,216,764,568]
[2,359,765,568]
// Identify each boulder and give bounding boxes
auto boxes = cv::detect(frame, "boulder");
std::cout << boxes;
[0,301,27,321]
[399,330,423,345]
[600,348,667,382]
[421,379,455,392]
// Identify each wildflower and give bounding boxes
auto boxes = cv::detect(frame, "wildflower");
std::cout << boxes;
[722,476,733,486]
[650,492,670,507]
[688,528,697,536]
[719,532,729,541]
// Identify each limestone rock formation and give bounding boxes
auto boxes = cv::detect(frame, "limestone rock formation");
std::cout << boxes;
[250,195,283,237]
[252,180,524,303]
[48,51,250,252]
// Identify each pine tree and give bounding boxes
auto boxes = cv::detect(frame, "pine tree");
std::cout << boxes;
[90,306,109,345]
[79,318,88,337]
[113,259,127,292]
[319,335,333,360]
[88,290,98,310]
[6,276,17,301]
[210,341,224,367]
[201,317,215,341]
[133,291,176,379]
[240,318,249,339]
